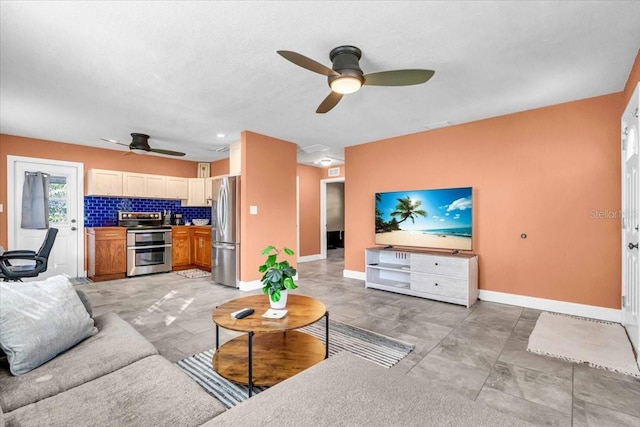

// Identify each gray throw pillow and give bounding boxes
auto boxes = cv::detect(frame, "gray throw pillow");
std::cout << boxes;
[75,289,93,317]
[0,275,98,375]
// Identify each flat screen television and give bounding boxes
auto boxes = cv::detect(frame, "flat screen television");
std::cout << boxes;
[375,187,473,251]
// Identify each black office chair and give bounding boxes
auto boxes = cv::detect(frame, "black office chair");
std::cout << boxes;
[0,228,58,281]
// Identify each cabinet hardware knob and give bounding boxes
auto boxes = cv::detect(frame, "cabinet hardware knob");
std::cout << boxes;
[435,283,439,286]
[630,242,639,250]
[435,262,438,266]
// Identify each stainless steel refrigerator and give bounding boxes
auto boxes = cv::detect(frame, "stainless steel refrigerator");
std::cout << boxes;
[211,176,240,287]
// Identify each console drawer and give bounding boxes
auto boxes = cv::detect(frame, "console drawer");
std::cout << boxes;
[410,254,468,278]
[410,273,467,299]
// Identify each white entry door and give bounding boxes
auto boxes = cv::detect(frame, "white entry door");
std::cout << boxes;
[622,83,639,362]
[7,156,84,280]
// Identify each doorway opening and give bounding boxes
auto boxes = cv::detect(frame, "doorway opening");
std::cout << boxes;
[320,177,345,260]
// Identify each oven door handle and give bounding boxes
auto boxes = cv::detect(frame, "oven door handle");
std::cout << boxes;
[127,229,171,234]
[127,244,172,250]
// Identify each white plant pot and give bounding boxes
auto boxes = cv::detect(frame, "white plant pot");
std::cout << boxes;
[270,289,288,309]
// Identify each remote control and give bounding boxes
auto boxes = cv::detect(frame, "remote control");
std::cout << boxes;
[231,308,254,319]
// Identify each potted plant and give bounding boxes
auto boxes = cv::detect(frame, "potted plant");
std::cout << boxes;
[259,245,297,309]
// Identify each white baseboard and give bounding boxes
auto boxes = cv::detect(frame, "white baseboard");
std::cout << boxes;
[238,280,262,292]
[298,254,323,263]
[239,273,301,292]
[343,269,366,281]
[478,290,621,323]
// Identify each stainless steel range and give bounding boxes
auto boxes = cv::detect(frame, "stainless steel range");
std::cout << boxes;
[118,211,172,277]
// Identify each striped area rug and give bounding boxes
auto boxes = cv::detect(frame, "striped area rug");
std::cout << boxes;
[176,319,414,408]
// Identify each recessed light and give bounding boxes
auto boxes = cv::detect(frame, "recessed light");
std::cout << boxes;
[216,133,226,138]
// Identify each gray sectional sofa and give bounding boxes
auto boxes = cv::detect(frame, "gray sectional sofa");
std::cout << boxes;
[0,275,530,426]
[1,312,532,426]
[0,312,226,426]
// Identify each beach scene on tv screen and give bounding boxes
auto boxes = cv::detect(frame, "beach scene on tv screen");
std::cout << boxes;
[375,187,472,250]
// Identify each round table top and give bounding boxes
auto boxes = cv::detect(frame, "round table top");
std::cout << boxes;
[211,294,326,333]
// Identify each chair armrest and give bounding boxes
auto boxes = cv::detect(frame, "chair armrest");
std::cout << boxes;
[0,252,37,261]
[0,250,37,258]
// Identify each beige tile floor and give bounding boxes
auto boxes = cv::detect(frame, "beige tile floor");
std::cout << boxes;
[78,251,640,426]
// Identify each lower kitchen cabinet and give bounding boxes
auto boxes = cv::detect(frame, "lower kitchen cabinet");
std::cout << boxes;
[87,227,126,282]
[192,227,212,270]
[171,226,211,271]
[172,227,191,269]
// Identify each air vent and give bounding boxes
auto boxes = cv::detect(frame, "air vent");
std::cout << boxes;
[299,144,330,153]
[328,167,340,177]
[210,145,230,152]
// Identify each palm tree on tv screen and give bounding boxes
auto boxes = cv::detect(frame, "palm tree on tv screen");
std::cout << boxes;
[391,196,427,225]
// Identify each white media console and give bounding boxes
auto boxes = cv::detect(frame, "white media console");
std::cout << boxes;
[365,247,478,307]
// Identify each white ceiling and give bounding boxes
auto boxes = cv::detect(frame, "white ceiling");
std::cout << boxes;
[1,1,639,165]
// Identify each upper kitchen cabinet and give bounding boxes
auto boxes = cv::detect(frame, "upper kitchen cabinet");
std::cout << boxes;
[87,169,123,196]
[185,178,206,206]
[183,176,225,206]
[166,176,189,199]
[229,142,241,176]
[123,172,166,198]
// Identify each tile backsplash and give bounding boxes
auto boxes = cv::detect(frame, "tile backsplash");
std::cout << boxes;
[84,196,211,227]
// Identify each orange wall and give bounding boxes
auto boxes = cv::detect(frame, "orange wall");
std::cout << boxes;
[210,158,229,176]
[0,134,198,247]
[345,93,623,309]
[296,164,322,256]
[239,131,297,282]
[622,49,640,106]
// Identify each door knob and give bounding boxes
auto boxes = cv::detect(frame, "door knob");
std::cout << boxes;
[71,227,77,231]
[629,242,639,250]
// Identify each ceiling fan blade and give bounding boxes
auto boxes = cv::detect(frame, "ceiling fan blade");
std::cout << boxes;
[277,50,339,77]
[148,148,186,157]
[100,138,130,147]
[363,69,435,86]
[316,91,343,114]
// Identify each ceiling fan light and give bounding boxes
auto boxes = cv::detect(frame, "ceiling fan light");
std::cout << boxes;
[330,76,362,94]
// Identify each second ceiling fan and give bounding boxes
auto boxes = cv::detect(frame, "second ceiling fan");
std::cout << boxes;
[102,133,185,157]
[277,45,435,113]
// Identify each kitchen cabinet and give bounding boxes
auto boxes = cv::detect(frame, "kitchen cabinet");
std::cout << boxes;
[229,141,241,176]
[192,227,212,270]
[87,227,126,282]
[183,177,221,207]
[183,178,206,206]
[86,168,197,200]
[87,169,123,196]
[171,227,191,269]
[166,176,189,199]
[205,177,216,202]
[123,172,166,198]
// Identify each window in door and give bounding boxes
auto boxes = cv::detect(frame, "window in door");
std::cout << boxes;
[48,175,69,225]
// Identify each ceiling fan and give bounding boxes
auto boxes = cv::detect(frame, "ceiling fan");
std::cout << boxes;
[277,45,435,114]
[101,133,185,157]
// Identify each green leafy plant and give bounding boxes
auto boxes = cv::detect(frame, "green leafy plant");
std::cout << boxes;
[258,245,298,302]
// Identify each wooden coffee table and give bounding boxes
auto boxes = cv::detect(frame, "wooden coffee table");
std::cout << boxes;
[211,294,328,396]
